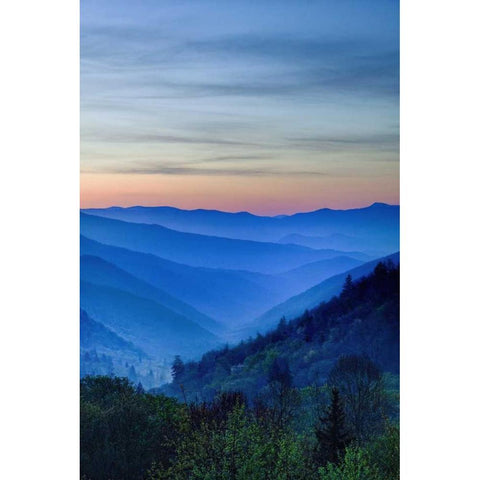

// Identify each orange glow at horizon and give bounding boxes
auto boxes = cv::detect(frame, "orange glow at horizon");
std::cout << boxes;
[81,173,399,215]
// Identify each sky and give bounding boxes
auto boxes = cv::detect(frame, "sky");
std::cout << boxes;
[80,0,399,215]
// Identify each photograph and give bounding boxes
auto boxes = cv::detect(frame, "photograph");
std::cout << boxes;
[5,1,480,479]
[80,1,399,478]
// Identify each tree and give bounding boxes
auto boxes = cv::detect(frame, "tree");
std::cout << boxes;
[171,355,185,382]
[277,316,289,340]
[318,446,380,480]
[264,357,299,430]
[268,356,292,388]
[80,376,182,480]
[367,422,400,480]
[341,274,354,297]
[328,355,387,442]
[340,274,355,310]
[303,312,315,342]
[314,387,351,466]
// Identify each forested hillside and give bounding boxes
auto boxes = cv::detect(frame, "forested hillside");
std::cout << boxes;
[80,250,399,480]
[161,261,399,402]
[81,263,399,479]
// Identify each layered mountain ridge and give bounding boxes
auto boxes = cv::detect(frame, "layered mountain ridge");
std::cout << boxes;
[79,203,399,388]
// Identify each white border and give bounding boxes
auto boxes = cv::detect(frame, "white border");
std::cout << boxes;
[401,0,480,477]
[0,1,79,478]
[1,0,479,478]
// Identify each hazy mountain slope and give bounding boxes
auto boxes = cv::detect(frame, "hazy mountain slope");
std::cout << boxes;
[278,232,390,257]
[82,203,399,252]
[80,281,220,360]
[243,252,400,336]
[80,309,170,389]
[80,254,221,334]
[80,213,350,274]
[80,236,371,328]
[80,236,289,326]
[80,308,143,357]
[277,256,365,294]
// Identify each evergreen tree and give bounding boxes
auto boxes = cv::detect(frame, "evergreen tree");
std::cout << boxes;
[171,355,185,382]
[314,387,351,466]
[277,316,288,339]
[341,274,354,299]
[303,311,315,342]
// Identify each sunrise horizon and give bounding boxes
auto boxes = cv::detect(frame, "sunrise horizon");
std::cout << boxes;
[80,198,399,217]
[81,1,398,218]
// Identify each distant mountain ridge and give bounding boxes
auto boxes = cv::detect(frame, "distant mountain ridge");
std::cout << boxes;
[82,203,399,254]
[80,212,366,274]
[81,235,370,328]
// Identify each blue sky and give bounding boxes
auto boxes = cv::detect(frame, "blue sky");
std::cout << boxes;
[81,0,399,213]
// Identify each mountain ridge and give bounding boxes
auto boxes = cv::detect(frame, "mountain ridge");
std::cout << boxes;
[81,203,399,250]
[80,212,363,274]
[80,254,222,334]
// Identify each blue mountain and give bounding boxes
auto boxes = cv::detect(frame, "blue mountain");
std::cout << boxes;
[277,255,365,293]
[80,212,359,274]
[82,203,399,254]
[80,309,170,388]
[81,236,370,328]
[80,308,143,357]
[80,281,220,360]
[80,254,221,334]
[278,232,391,257]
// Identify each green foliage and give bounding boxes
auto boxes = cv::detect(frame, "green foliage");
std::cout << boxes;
[367,423,400,480]
[318,447,380,480]
[80,376,182,480]
[318,422,399,480]
[81,266,399,479]
[82,375,398,480]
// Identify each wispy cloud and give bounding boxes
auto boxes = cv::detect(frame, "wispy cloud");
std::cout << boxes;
[82,28,398,99]
[80,0,399,202]
[82,161,326,177]
[287,133,399,153]
[81,131,263,148]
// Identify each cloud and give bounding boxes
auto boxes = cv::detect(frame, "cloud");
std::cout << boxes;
[81,160,326,177]
[80,2,399,188]
[287,133,399,153]
[195,155,272,163]
[81,26,398,99]
[81,131,263,148]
